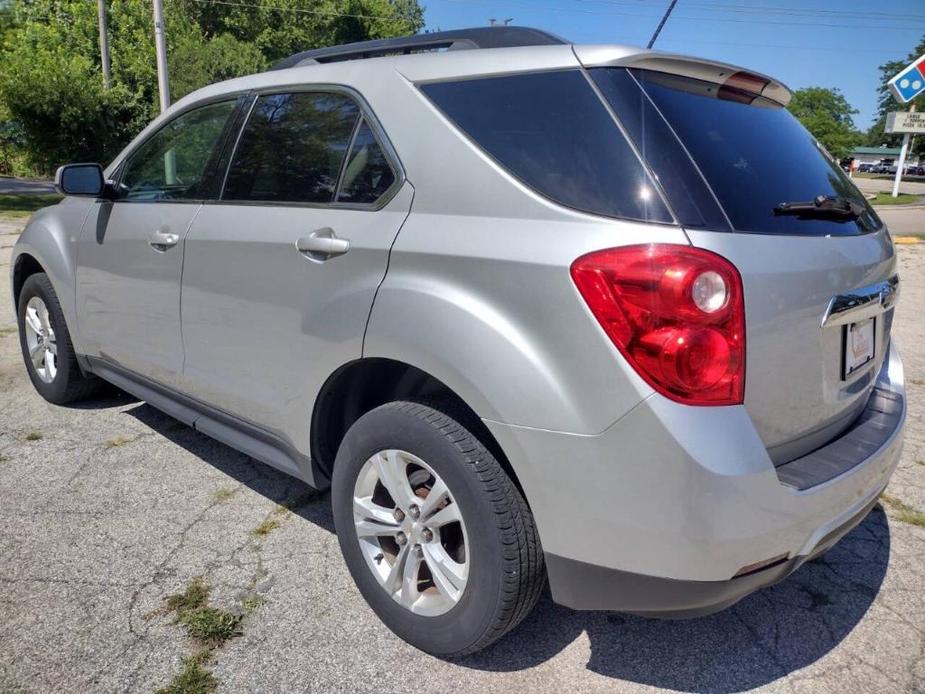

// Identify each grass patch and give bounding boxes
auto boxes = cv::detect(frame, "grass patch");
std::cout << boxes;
[0,326,17,337]
[182,607,243,645]
[104,435,133,449]
[0,194,62,219]
[881,494,925,527]
[165,578,210,616]
[24,431,43,441]
[213,487,236,502]
[163,578,243,646]
[0,454,10,463]
[156,651,217,694]
[251,518,281,537]
[869,192,920,205]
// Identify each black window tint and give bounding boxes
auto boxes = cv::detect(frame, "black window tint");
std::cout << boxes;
[120,100,236,201]
[591,68,730,231]
[632,69,880,236]
[224,92,359,203]
[336,119,396,203]
[421,70,672,223]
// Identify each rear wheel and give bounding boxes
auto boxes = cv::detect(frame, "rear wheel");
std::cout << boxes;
[332,401,544,656]
[17,273,101,404]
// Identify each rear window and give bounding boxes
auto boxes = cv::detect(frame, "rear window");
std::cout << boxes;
[421,70,672,224]
[597,68,880,236]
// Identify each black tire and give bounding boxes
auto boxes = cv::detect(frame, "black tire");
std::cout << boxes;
[332,401,545,657]
[17,273,102,404]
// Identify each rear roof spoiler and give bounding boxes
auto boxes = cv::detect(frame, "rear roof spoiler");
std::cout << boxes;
[575,46,792,106]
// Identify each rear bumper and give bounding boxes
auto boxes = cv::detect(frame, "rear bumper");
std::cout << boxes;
[545,490,882,617]
[485,341,905,614]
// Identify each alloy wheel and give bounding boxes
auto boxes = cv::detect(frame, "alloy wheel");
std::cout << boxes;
[23,296,57,383]
[352,449,469,616]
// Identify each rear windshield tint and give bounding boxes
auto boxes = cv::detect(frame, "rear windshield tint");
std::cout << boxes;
[421,70,673,224]
[616,69,880,236]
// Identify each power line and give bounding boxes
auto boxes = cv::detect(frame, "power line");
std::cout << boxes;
[441,0,925,31]
[577,0,925,22]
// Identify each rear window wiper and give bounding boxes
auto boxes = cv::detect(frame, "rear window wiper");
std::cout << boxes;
[774,195,865,220]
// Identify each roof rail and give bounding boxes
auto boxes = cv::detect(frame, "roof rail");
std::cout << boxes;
[271,26,568,70]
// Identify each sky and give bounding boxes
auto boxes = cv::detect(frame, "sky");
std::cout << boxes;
[420,0,925,130]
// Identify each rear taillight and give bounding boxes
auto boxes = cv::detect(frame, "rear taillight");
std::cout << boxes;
[570,244,745,406]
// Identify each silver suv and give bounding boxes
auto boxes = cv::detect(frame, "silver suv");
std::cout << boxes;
[10,27,906,656]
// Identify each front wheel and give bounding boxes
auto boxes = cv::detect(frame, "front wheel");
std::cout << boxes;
[17,273,101,404]
[331,401,545,656]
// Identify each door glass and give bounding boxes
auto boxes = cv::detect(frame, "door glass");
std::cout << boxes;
[119,100,236,201]
[336,118,396,204]
[223,92,360,204]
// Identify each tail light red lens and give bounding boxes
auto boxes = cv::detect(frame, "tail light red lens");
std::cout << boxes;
[570,244,745,406]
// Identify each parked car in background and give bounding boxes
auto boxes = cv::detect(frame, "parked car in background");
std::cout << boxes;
[10,27,905,656]
[858,163,875,173]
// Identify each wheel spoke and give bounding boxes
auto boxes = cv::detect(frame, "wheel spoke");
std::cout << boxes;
[399,548,422,609]
[426,501,461,528]
[383,543,408,595]
[422,543,467,597]
[39,304,51,332]
[353,495,398,526]
[419,477,449,519]
[372,450,415,510]
[30,344,45,369]
[46,340,57,356]
[25,309,41,335]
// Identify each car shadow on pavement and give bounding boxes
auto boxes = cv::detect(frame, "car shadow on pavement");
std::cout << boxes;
[457,508,890,693]
[123,402,335,533]
[119,399,890,693]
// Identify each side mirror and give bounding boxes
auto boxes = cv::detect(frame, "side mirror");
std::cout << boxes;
[55,163,105,197]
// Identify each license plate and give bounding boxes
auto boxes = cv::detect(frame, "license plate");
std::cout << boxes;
[843,317,875,379]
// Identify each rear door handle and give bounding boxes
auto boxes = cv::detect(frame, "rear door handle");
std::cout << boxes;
[296,228,350,261]
[148,229,179,252]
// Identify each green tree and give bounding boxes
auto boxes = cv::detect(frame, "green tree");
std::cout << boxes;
[0,0,423,175]
[787,87,862,160]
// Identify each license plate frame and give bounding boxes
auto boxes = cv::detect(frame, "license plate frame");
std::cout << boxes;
[842,317,876,380]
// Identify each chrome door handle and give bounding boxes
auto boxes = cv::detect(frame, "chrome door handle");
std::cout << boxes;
[148,229,179,252]
[296,228,350,260]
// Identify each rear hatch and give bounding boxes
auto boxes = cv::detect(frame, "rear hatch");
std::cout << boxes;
[589,63,897,462]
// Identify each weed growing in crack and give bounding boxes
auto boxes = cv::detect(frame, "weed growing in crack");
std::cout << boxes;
[213,487,236,502]
[881,493,925,527]
[156,651,217,694]
[24,431,42,441]
[0,327,17,337]
[104,435,133,449]
[182,608,243,646]
[252,518,281,537]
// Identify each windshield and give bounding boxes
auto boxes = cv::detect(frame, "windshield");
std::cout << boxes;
[591,68,881,236]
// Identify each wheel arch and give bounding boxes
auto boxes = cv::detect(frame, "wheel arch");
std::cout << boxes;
[310,357,526,500]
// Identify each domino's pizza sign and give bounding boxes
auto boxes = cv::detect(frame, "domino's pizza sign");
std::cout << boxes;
[889,54,925,103]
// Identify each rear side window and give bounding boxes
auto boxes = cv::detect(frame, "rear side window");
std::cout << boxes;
[336,119,396,204]
[223,92,359,204]
[421,70,672,224]
[623,69,880,236]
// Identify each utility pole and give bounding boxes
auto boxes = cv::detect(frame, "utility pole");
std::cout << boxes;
[647,0,679,49]
[152,0,171,112]
[97,0,111,89]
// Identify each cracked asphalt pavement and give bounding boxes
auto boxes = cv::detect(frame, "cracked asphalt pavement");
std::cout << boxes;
[0,214,923,693]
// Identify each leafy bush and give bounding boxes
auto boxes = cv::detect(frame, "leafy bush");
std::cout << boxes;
[0,0,423,176]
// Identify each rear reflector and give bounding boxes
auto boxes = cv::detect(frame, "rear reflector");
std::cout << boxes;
[570,244,746,406]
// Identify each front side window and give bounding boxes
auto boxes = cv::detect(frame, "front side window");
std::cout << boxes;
[223,92,359,204]
[119,100,236,201]
[421,70,673,224]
